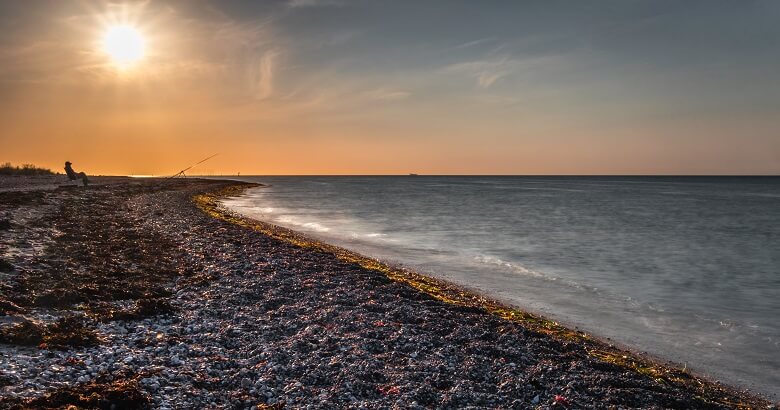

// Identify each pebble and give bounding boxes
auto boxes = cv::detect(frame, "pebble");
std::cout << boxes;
[0,180,769,409]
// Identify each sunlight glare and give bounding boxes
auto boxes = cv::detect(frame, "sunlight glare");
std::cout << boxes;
[102,25,145,67]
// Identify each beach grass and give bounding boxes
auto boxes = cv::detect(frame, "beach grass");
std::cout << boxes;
[0,162,54,176]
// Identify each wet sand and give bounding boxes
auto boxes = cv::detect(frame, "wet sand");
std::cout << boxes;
[0,177,774,408]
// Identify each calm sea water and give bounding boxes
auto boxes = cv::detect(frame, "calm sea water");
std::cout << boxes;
[220,176,779,396]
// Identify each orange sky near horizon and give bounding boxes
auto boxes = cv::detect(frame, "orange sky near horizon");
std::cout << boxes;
[2,1,779,176]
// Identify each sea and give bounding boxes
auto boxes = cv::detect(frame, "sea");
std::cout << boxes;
[218,176,779,396]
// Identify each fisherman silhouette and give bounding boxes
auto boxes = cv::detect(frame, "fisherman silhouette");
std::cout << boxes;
[64,161,89,186]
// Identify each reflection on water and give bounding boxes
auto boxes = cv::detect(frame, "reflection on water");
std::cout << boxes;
[221,176,780,397]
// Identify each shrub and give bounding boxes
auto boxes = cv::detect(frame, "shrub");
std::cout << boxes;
[0,162,55,176]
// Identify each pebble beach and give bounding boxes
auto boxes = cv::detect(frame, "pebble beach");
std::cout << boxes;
[0,176,774,409]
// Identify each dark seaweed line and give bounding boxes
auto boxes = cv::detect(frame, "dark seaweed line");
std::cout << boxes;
[195,184,771,409]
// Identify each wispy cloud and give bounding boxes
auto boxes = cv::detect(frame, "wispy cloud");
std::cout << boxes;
[365,87,411,101]
[446,57,514,88]
[453,37,496,50]
[205,18,286,101]
[325,30,360,46]
[445,54,564,88]
[249,50,279,100]
[287,0,344,8]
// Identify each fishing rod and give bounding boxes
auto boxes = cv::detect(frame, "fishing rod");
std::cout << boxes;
[169,153,219,178]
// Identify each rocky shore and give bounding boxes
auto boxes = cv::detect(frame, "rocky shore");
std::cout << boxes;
[0,177,774,409]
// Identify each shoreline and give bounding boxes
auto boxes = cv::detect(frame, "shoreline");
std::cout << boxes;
[0,177,775,408]
[215,180,778,399]
[200,183,775,406]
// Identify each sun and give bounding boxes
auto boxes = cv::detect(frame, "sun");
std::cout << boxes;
[102,25,145,66]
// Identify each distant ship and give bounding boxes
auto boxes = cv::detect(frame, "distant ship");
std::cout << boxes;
[409,173,418,176]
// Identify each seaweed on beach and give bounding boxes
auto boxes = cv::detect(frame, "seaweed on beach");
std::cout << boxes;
[0,181,200,354]
[195,184,773,409]
[0,320,44,346]
[6,182,190,320]
[2,378,150,410]
[43,316,100,348]
[257,402,286,410]
[0,258,14,272]
[0,191,48,207]
[84,298,175,322]
[0,298,23,315]
[133,297,174,317]
[0,179,771,408]
[196,187,580,341]
[0,316,98,348]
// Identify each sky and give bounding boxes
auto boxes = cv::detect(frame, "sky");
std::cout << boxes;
[1,0,779,175]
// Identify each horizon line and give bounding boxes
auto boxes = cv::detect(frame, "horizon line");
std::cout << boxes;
[141,174,780,178]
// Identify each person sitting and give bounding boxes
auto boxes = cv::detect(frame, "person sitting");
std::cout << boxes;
[64,161,89,186]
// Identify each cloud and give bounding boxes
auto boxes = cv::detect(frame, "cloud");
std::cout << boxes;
[366,88,411,101]
[445,54,565,88]
[287,0,344,8]
[249,50,279,100]
[446,57,513,88]
[325,30,360,46]
[453,37,497,50]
